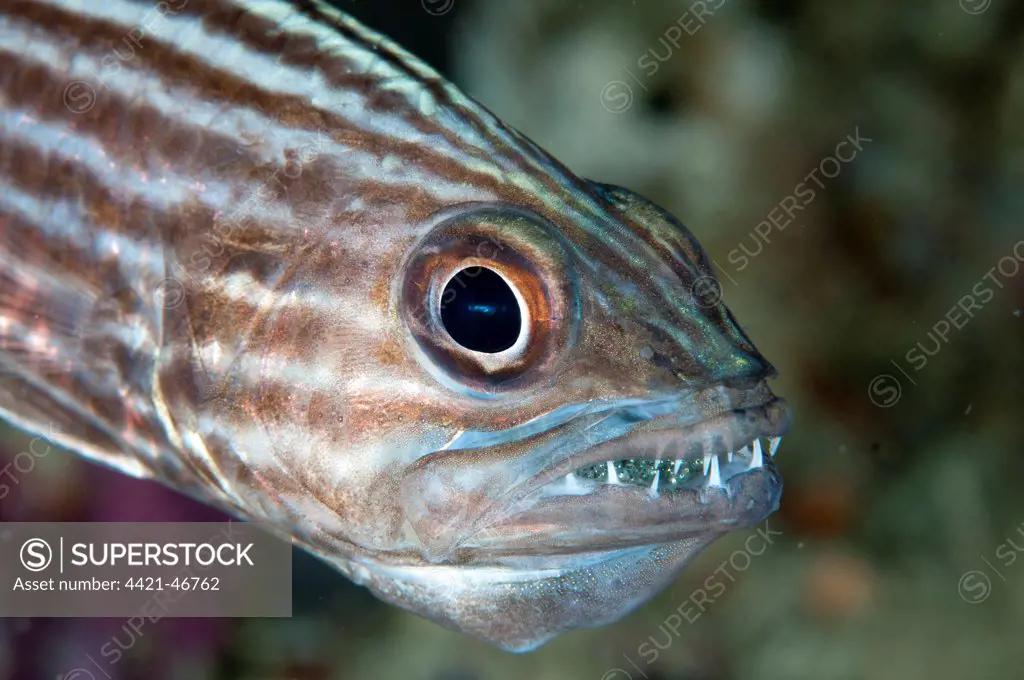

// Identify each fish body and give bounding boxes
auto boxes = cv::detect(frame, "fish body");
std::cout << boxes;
[0,0,789,650]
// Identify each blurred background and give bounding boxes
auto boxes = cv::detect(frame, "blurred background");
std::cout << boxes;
[2,0,1023,678]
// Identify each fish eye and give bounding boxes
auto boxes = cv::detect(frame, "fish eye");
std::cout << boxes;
[400,206,578,394]
[440,267,523,353]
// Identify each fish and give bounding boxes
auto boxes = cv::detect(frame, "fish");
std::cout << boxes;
[0,0,790,651]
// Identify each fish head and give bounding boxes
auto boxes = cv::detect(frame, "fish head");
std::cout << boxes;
[169,177,790,649]
[177,142,788,653]
[0,0,787,653]
[326,182,790,650]
[149,8,788,650]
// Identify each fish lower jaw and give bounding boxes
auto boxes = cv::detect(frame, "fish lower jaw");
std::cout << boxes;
[542,436,782,499]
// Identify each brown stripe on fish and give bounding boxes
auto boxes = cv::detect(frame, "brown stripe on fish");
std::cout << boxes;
[91,0,515,197]
[4,0,598,238]
[3,0,508,223]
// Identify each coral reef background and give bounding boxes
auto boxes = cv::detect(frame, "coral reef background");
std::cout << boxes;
[1,0,1021,678]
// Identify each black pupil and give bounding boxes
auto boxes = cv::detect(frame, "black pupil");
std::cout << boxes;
[440,267,522,353]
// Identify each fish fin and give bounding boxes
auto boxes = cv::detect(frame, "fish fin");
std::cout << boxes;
[0,373,153,480]
[0,238,100,378]
[0,225,162,480]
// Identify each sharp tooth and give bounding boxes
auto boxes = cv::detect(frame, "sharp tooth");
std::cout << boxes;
[749,440,763,469]
[649,469,661,497]
[606,461,619,484]
[769,437,781,456]
[727,450,734,463]
[673,459,682,475]
[708,455,722,487]
[549,472,589,496]
[563,472,585,494]
[702,455,711,476]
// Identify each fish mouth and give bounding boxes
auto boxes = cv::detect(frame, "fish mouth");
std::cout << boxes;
[400,383,790,562]
[465,397,787,555]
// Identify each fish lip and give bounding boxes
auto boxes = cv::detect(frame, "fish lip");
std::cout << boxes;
[461,394,790,552]
[521,394,790,499]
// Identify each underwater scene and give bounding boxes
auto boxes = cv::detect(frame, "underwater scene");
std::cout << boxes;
[0,0,1021,678]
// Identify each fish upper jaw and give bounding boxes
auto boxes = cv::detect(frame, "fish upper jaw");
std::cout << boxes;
[397,381,789,563]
